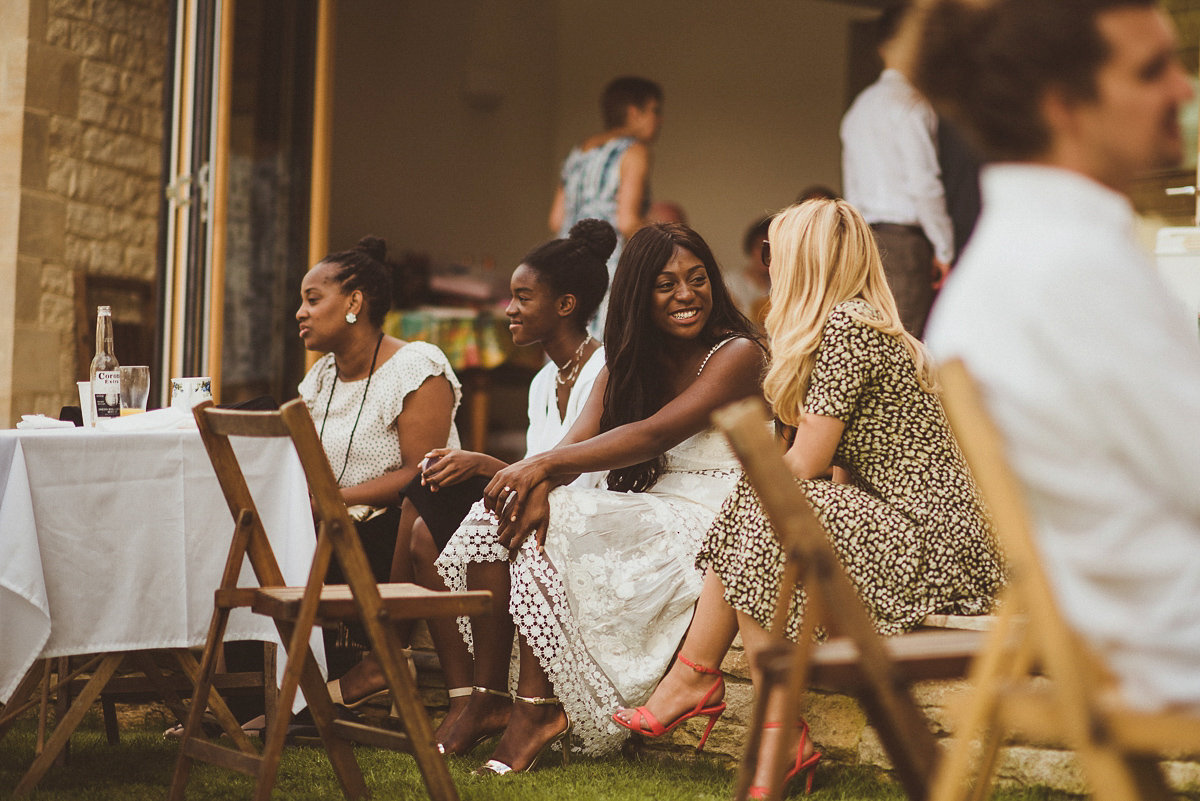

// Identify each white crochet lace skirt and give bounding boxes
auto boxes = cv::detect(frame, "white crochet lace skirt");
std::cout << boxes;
[435,433,740,755]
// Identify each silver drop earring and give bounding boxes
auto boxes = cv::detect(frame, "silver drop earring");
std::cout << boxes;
[345,311,357,324]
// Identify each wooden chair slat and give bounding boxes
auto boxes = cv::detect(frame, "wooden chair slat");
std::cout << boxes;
[331,719,415,752]
[811,630,986,685]
[213,588,258,608]
[920,614,1002,632]
[1102,705,1200,759]
[182,737,261,776]
[251,585,492,621]
[201,408,292,439]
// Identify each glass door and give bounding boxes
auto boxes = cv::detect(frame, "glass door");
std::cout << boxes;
[159,0,329,404]
[218,0,317,404]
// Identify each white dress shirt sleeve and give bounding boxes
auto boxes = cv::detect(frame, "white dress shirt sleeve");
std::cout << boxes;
[898,101,955,264]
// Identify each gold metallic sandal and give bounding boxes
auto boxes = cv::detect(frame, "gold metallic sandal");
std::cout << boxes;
[472,694,571,776]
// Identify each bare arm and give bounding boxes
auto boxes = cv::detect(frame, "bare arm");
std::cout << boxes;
[340,374,456,508]
[614,142,651,241]
[548,185,566,234]
[420,448,507,490]
[485,339,766,515]
[782,412,845,481]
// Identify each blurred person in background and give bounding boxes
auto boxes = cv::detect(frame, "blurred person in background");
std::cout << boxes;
[727,215,772,327]
[550,76,663,336]
[841,2,953,338]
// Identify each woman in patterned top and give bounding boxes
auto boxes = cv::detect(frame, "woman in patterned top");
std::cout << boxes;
[615,200,1003,796]
[296,236,462,583]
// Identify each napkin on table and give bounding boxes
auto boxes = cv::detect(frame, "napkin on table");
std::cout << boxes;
[16,415,75,430]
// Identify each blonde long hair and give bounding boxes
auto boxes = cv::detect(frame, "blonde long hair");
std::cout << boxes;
[763,199,936,427]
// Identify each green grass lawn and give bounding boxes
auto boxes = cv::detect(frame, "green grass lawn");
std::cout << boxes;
[0,708,1079,800]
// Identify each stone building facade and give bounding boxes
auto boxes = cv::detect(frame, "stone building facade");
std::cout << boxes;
[0,0,168,426]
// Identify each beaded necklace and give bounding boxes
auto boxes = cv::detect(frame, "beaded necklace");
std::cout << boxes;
[319,332,384,485]
[555,334,594,388]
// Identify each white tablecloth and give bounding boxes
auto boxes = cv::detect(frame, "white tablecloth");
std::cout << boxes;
[0,427,326,703]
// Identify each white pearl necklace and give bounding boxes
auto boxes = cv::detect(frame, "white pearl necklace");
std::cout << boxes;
[555,334,594,388]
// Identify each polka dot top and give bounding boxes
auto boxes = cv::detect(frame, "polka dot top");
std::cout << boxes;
[298,341,462,490]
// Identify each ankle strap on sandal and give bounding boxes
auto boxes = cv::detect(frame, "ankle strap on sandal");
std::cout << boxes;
[473,686,512,699]
[447,687,473,699]
[678,653,722,677]
[514,694,561,706]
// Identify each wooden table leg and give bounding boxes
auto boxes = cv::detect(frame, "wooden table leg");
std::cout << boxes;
[13,652,124,796]
[53,657,69,768]
[0,660,48,741]
[101,698,120,745]
[467,370,491,454]
[37,661,52,753]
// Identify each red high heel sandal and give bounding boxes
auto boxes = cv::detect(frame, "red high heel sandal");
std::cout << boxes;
[748,720,821,798]
[612,654,726,752]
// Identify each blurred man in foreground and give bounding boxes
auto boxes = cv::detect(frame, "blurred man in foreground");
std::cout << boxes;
[916,0,1200,710]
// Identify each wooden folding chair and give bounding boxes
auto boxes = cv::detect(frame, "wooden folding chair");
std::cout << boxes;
[931,359,1200,801]
[169,399,492,801]
[712,398,989,801]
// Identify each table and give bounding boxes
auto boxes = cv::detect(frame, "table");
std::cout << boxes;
[0,426,325,789]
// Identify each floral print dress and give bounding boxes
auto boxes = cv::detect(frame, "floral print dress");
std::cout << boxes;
[698,300,1004,639]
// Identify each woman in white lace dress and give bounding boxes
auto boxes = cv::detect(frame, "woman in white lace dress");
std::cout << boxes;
[435,223,767,773]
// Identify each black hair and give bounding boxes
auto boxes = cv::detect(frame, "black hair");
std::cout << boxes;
[743,216,772,256]
[878,2,910,45]
[520,219,615,328]
[600,223,760,493]
[913,0,1157,161]
[323,236,395,328]
[602,76,664,130]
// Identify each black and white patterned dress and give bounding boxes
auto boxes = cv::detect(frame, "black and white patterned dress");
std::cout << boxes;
[698,300,1003,639]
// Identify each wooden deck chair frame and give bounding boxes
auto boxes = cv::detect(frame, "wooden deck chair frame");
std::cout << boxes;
[169,399,491,801]
[932,360,1200,801]
[713,399,987,801]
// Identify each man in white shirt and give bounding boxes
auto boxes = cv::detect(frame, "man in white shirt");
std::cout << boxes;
[913,0,1200,709]
[841,3,953,338]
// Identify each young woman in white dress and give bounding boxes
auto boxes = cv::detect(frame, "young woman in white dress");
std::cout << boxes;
[434,223,767,774]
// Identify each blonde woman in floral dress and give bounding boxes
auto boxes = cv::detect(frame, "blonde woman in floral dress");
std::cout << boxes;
[616,199,1003,796]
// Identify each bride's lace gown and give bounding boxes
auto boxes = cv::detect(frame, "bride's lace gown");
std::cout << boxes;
[435,428,741,754]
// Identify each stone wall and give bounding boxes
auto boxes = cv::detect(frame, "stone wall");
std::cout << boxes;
[1,0,167,425]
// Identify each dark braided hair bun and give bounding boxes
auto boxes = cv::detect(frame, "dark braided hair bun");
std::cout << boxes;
[568,218,617,263]
[520,219,613,328]
[354,235,388,263]
[324,236,394,328]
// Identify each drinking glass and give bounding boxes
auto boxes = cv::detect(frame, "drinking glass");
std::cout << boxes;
[120,366,150,415]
